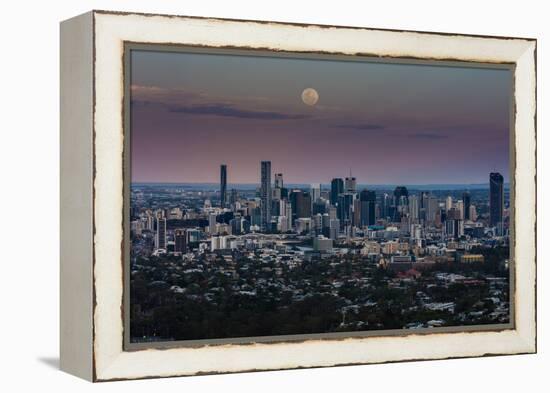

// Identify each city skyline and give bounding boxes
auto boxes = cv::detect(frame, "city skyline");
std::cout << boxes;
[131,161,511,187]
[130,50,512,184]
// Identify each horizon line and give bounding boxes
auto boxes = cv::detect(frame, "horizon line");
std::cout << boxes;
[131,181,510,186]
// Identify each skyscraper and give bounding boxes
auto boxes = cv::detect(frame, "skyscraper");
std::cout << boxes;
[393,186,409,221]
[274,173,284,189]
[330,178,344,206]
[409,194,419,221]
[311,184,321,204]
[445,196,453,212]
[260,161,272,231]
[394,186,409,204]
[155,216,167,250]
[462,191,471,220]
[273,173,283,200]
[290,190,312,219]
[220,164,227,208]
[174,229,187,253]
[345,176,357,193]
[359,189,376,226]
[490,172,504,229]
[337,193,355,225]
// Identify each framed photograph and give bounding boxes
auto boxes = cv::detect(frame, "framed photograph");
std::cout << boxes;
[60,10,537,381]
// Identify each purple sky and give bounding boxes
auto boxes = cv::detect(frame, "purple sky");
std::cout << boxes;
[130,50,512,185]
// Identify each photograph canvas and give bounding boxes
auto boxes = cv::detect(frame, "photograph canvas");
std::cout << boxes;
[126,45,514,345]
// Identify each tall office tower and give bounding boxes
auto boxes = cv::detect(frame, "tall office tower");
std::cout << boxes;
[418,191,427,208]
[345,176,357,193]
[353,199,361,227]
[278,216,289,232]
[445,218,464,239]
[278,198,287,216]
[229,189,238,205]
[337,193,355,225]
[328,205,337,220]
[445,196,453,212]
[312,200,327,215]
[145,210,155,231]
[209,212,217,234]
[409,194,419,221]
[380,193,390,219]
[230,216,242,235]
[329,219,340,240]
[274,173,284,189]
[394,186,409,205]
[298,192,312,218]
[290,190,312,219]
[489,172,504,228]
[285,203,293,228]
[359,189,376,226]
[392,186,409,221]
[447,207,461,220]
[469,205,477,221]
[456,200,464,220]
[462,191,471,220]
[155,216,167,250]
[321,213,330,238]
[220,164,227,208]
[174,229,187,253]
[330,178,344,206]
[426,196,439,222]
[273,173,283,200]
[260,161,272,231]
[313,213,323,234]
[311,184,321,204]
[251,206,262,227]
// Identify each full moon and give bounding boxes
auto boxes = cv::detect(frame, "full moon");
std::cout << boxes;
[301,87,319,106]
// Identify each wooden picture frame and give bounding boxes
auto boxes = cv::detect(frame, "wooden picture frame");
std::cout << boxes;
[60,10,536,381]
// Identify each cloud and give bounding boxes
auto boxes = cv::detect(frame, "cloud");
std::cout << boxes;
[167,103,309,120]
[407,133,449,140]
[333,123,385,131]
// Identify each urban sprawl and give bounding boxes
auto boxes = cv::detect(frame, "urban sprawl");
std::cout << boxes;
[130,163,510,342]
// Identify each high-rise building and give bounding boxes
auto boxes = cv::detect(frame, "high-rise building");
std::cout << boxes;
[311,184,321,204]
[297,192,312,218]
[445,196,453,212]
[329,219,340,240]
[230,216,242,235]
[155,216,167,250]
[209,212,217,234]
[426,196,439,222]
[381,193,390,219]
[174,229,187,253]
[469,205,477,221]
[456,200,464,220]
[462,191,471,220]
[328,205,337,220]
[359,189,376,226]
[393,186,409,221]
[260,161,272,231]
[312,200,327,215]
[273,173,283,200]
[274,173,284,189]
[409,194,419,221]
[445,219,464,239]
[220,164,227,208]
[394,186,409,204]
[489,172,504,228]
[330,178,344,206]
[345,176,357,193]
[337,193,355,225]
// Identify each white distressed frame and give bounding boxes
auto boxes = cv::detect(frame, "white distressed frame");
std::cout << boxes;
[62,10,536,381]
